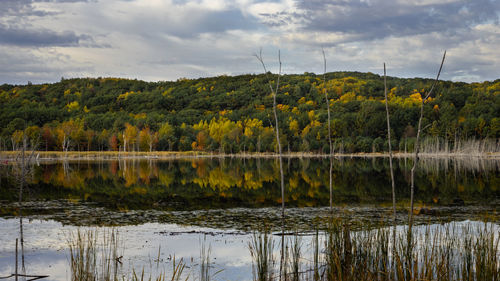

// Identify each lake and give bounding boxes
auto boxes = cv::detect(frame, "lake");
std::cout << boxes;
[0,157,498,280]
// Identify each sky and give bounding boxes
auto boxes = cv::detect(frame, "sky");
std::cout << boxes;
[0,0,499,85]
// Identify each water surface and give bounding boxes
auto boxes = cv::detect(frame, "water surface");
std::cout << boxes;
[0,157,498,280]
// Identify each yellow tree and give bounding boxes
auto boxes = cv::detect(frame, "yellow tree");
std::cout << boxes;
[11,130,24,151]
[70,119,85,151]
[208,118,238,152]
[243,118,263,137]
[85,130,95,151]
[123,123,138,152]
[139,126,158,152]
[289,119,300,136]
[56,119,83,152]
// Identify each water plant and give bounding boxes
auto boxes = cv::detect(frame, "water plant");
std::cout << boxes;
[249,231,276,281]
[67,229,188,281]
[249,220,499,281]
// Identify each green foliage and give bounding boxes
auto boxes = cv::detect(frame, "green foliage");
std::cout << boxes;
[0,73,498,152]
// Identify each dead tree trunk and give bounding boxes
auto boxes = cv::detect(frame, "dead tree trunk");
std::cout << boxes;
[383,63,397,279]
[409,51,446,226]
[322,49,334,212]
[255,49,286,281]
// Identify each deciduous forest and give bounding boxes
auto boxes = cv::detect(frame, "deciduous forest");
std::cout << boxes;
[1,72,499,153]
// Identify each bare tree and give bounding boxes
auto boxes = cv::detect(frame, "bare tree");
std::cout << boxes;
[255,48,286,281]
[322,49,334,212]
[322,49,333,155]
[254,48,284,214]
[383,63,397,279]
[383,63,396,221]
[409,51,446,225]
[404,51,446,278]
[254,49,283,158]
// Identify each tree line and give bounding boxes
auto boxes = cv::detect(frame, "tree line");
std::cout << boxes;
[0,72,499,153]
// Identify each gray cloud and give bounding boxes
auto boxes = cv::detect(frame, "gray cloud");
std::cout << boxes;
[0,0,94,47]
[0,46,94,84]
[0,0,498,84]
[160,9,259,38]
[0,24,84,47]
[269,0,500,43]
[94,4,260,40]
[0,0,89,17]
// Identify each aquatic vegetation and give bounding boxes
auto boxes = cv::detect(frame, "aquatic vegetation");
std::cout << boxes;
[249,231,276,281]
[68,229,121,281]
[249,221,500,281]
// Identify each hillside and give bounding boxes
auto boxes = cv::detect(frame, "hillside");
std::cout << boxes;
[1,72,499,153]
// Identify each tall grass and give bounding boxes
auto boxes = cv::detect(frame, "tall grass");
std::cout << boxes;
[414,137,500,156]
[199,236,223,281]
[250,221,500,281]
[68,229,99,281]
[67,229,188,281]
[249,231,276,281]
[67,222,498,281]
[68,229,124,281]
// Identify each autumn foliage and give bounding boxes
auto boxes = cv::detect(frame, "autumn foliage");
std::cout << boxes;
[0,73,498,153]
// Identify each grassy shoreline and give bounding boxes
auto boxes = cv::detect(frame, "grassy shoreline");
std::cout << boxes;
[1,150,500,161]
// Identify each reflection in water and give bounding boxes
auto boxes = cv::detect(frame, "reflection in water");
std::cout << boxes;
[0,157,498,215]
[0,145,49,280]
[0,157,498,232]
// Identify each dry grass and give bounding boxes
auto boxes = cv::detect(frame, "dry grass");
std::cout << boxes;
[1,149,499,162]
[250,221,500,281]
[67,229,188,281]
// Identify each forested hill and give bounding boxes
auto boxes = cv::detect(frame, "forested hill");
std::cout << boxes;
[1,72,499,153]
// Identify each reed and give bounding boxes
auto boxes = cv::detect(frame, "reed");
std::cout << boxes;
[250,221,499,281]
[249,231,276,281]
[419,137,500,156]
[68,229,120,281]
[67,229,188,281]
[68,229,98,281]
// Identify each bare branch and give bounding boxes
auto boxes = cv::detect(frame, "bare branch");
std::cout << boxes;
[422,123,432,132]
[254,48,275,95]
[424,50,446,101]
[409,50,446,230]
[322,48,332,156]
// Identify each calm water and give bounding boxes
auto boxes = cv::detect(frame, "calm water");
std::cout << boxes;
[0,157,499,280]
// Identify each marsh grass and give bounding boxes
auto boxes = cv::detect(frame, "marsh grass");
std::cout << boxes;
[67,229,188,281]
[68,229,125,281]
[66,221,498,281]
[68,229,99,281]
[250,221,500,281]
[249,231,276,281]
[130,256,187,281]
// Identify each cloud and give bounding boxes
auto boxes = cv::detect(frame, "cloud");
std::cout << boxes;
[0,24,84,47]
[0,0,94,47]
[84,0,260,40]
[0,0,90,17]
[0,46,94,84]
[261,0,500,43]
[0,0,498,84]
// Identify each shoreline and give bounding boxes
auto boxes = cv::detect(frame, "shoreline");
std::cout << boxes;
[1,150,500,161]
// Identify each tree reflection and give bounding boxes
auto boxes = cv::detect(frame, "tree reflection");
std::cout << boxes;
[1,157,498,214]
[0,136,48,280]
